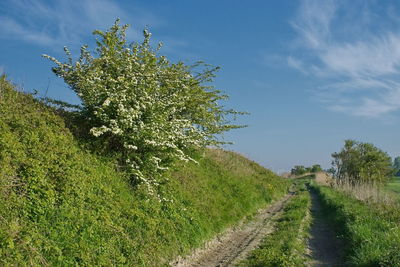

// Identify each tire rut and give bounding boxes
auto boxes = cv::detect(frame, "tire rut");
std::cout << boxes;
[171,193,294,267]
[307,190,345,266]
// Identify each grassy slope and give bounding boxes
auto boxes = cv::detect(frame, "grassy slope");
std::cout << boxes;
[0,78,289,266]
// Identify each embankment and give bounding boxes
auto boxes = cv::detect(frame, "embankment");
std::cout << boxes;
[0,78,289,266]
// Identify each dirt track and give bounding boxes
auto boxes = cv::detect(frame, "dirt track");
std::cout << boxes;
[307,190,344,266]
[171,193,293,267]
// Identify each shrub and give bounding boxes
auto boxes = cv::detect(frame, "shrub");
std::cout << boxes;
[43,19,244,192]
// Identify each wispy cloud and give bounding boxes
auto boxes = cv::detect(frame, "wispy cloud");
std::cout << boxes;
[290,0,400,118]
[0,0,162,48]
[287,56,308,74]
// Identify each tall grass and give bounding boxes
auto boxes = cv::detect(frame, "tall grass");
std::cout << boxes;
[331,178,399,205]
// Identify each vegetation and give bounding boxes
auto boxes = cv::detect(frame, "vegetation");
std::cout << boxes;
[290,164,322,176]
[331,139,393,184]
[394,157,400,176]
[0,77,288,265]
[387,179,400,194]
[331,178,398,205]
[3,18,399,267]
[310,183,400,266]
[43,20,244,193]
[240,180,311,267]
[291,165,307,176]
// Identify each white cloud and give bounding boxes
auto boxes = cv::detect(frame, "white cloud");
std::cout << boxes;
[0,0,191,63]
[291,0,336,50]
[287,56,307,74]
[0,0,162,48]
[291,0,400,118]
[320,34,400,77]
[0,16,58,46]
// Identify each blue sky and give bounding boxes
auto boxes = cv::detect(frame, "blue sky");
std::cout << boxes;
[1,0,400,173]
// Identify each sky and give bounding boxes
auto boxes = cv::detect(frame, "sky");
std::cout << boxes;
[1,0,400,173]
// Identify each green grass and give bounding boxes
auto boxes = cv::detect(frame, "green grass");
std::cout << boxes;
[239,180,311,267]
[310,182,400,266]
[387,178,400,194]
[0,78,290,266]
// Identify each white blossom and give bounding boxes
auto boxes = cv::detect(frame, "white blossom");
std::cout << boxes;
[43,19,243,196]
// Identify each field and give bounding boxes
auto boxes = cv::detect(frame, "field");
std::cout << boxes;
[387,178,400,194]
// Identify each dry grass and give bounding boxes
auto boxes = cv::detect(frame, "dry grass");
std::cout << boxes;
[314,172,333,186]
[331,178,398,205]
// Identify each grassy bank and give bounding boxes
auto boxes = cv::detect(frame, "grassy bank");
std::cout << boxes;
[0,78,289,266]
[240,181,311,267]
[310,183,400,266]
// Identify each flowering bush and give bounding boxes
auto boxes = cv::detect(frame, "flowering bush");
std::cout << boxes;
[43,20,244,192]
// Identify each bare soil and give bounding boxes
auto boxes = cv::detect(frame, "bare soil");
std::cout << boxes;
[307,190,345,266]
[170,193,294,267]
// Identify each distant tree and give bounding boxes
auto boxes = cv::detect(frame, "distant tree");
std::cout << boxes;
[311,164,323,173]
[291,165,307,176]
[290,164,323,176]
[331,140,393,184]
[327,167,336,176]
[394,157,400,176]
